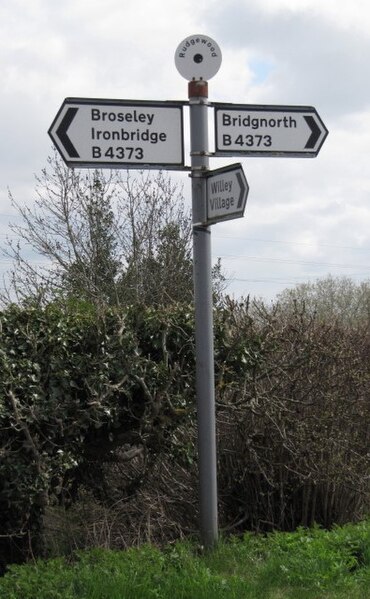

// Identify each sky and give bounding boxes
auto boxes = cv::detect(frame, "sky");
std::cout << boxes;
[1,0,370,302]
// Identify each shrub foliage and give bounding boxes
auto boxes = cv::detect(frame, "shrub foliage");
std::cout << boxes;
[0,299,369,570]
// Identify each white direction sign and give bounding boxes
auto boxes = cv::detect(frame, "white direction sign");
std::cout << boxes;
[206,163,249,224]
[214,103,328,157]
[49,98,185,169]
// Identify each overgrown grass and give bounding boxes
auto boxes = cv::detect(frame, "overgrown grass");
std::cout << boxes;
[1,520,369,598]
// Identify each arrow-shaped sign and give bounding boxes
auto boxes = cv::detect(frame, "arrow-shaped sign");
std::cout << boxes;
[206,163,249,225]
[49,98,185,169]
[214,103,328,157]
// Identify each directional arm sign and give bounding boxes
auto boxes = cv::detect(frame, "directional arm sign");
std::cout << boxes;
[49,98,185,169]
[206,163,249,224]
[214,103,328,157]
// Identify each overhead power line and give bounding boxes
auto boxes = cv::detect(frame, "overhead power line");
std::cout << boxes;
[217,254,364,270]
[213,235,370,253]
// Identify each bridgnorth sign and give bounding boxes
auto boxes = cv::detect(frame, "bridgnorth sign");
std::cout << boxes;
[49,98,185,169]
[214,103,328,157]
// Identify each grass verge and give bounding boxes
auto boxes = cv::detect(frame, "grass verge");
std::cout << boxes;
[0,519,369,598]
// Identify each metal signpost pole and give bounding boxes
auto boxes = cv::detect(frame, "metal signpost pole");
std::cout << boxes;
[174,35,223,549]
[188,79,218,548]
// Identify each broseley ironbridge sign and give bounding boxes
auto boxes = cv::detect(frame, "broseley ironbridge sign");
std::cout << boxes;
[49,99,185,170]
[49,34,328,548]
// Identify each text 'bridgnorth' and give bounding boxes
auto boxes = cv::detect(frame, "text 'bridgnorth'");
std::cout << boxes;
[222,114,297,130]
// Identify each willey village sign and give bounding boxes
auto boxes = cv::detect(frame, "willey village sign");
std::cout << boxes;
[49,34,328,547]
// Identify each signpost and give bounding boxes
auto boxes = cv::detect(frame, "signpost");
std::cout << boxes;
[49,98,185,169]
[176,34,222,549]
[49,33,328,551]
[206,163,249,225]
[214,103,328,157]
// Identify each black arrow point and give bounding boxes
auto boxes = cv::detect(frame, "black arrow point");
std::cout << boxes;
[56,107,80,158]
[236,171,246,209]
[304,115,321,149]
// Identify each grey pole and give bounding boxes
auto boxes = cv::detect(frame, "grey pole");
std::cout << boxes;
[188,80,218,548]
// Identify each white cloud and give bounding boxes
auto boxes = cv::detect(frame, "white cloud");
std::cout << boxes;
[0,0,369,300]
[260,0,370,32]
